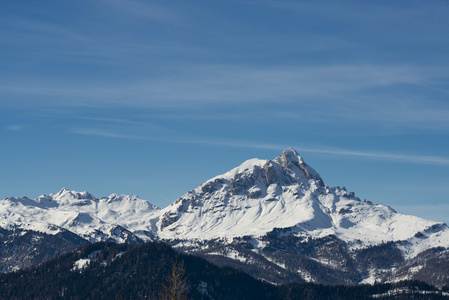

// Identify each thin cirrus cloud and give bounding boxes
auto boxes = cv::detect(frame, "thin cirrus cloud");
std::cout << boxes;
[2,63,442,104]
[0,18,91,54]
[100,0,183,25]
[3,62,448,134]
[265,0,447,32]
[6,125,25,131]
[127,63,443,104]
[188,139,449,166]
[71,128,145,140]
[71,127,449,167]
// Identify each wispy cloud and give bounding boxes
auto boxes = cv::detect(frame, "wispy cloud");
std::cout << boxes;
[101,0,183,24]
[0,5,189,70]
[4,62,448,132]
[71,128,145,140]
[263,1,448,32]
[75,116,173,132]
[295,147,449,166]
[6,125,25,131]
[69,126,449,167]
[70,117,177,140]
[180,139,449,166]
[3,63,444,103]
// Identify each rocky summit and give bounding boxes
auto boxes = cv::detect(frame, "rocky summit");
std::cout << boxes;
[1,148,449,286]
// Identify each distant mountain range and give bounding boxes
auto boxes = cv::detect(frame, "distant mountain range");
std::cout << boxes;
[2,148,449,286]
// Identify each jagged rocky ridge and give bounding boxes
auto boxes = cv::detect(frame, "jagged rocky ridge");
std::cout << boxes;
[1,148,449,286]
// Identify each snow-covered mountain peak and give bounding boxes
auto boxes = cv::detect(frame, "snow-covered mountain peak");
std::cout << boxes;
[157,149,331,238]
[0,189,160,242]
[279,147,303,164]
[104,193,139,202]
[207,148,323,189]
[50,188,97,203]
[157,148,444,248]
[56,187,70,194]
[218,158,268,181]
[100,194,160,211]
[2,149,449,286]
[274,148,324,186]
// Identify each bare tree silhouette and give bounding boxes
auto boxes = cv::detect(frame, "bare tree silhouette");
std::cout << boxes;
[159,256,189,300]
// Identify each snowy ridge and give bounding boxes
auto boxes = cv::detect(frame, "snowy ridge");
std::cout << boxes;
[1,148,449,285]
[156,148,447,254]
[0,189,160,243]
[1,148,447,251]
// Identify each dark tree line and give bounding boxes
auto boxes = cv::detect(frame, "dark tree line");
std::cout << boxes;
[0,241,447,299]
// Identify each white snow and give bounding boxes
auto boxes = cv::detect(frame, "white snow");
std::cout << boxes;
[71,250,101,272]
[1,148,449,263]
[359,268,387,285]
[264,256,287,269]
[206,249,248,263]
[71,258,91,272]
[0,190,160,243]
[297,269,314,283]
[155,149,449,260]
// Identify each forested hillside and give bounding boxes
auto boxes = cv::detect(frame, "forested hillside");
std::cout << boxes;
[0,242,447,299]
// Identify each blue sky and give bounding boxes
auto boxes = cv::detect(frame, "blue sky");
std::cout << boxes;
[1,0,449,223]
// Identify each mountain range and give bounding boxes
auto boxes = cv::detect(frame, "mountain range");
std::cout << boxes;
[2,148,449,286]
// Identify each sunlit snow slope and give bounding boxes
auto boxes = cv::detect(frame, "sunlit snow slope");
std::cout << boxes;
[157,148,449,254]
[0,188,159,242]
[1,148,448,259]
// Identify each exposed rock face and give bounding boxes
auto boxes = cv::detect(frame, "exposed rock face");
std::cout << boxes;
[1,148,449,287]
[156,148,449,286]
[0,227,89,272]
[158,148,329,238]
